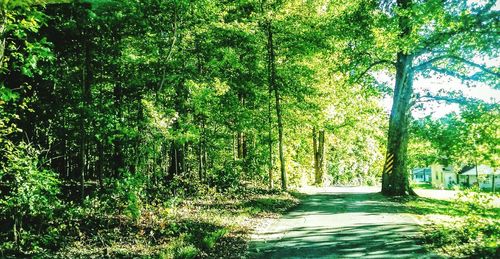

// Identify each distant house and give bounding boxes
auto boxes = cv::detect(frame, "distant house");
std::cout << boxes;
[459,165,500,190]
[411,168,431,183]
[430,164,457,189]
[411,164,457,189]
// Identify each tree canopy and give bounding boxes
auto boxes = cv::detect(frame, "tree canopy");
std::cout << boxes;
[0,0,498,256]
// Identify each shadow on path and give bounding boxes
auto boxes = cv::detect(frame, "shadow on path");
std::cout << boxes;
[248,187,439,259]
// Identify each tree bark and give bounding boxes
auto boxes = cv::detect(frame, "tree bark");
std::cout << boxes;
[381,0,414,196]
[266,20,286,190]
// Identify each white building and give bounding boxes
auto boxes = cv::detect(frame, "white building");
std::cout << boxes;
[459,165,500,190]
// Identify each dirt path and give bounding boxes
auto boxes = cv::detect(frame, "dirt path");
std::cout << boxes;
[248,187,439,258]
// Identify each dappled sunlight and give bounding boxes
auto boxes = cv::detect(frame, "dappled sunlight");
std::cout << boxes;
[249,187,440,258]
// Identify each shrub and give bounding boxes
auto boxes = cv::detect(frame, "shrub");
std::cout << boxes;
[0,142,61,254]
[421,187,500,258]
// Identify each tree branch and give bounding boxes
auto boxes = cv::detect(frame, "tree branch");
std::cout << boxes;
[415,95,470,105]
[473,0,496,15]
[414,8,498,57]
[158,6,178,92]
[427,65,497,82]
[413,55,500,79]
[351,59,396,84]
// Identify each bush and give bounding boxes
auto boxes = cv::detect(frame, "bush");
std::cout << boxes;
[0,142,61,254]
[455,186,495,214]
[110,171,146,221]
[422,216,499,258]
[421,187,500,258]
[207,161,242,191]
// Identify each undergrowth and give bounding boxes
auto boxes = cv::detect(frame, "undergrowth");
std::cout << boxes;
[408,188,500,258]
[0,182,300,258]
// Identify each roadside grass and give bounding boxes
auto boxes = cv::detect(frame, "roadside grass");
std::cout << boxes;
[399,189,500,258]
[1,185,300,258]
[411,182,434,190]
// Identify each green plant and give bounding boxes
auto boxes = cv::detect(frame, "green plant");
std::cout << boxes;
[0,142,61,253]
[455,187,495,214]
[422,216,499,258]
[114,171,145,221]
[202,228,228,250]
[159,233,199,259]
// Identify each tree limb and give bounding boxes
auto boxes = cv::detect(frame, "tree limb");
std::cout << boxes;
[351,59,396,84]
[415,95,470,105]
[158,6,178,92]
[413,55,500,79]
[414,9,498,57]
[427,65,497,82]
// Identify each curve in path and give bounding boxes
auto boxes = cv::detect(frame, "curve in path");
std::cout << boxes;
[248,187,440,259]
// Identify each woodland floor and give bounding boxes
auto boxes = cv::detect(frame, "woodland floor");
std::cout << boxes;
[247,186,441,259]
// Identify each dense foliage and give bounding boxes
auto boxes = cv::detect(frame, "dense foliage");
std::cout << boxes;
[0,0,498,257]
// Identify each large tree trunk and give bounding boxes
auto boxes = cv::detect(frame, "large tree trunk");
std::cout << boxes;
[381,0,415,196]
[266,20,286,190]
[381,52,414,196]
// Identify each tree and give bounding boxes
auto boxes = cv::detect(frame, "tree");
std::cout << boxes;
[377,0,499,195]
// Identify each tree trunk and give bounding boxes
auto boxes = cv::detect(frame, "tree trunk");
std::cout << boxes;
[167,138,183,181]
[198,140,204,181]
[268,85,274,189]
[313,127,325,185]
[313,127,318,182]
[198,118,205,182]
[317,130,325,185]
[0,9,7,69]
[381,52,414,196]
[492,172,495,193]
[237,132,244,159]
[267,49,274,190]
[167,79,187,181]
[266,20,286,190]
[381,0,415,196]
[79,21,92,201]
[475,162,479,190]
[97,141,104,190]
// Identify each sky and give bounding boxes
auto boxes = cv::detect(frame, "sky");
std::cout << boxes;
[377,73,500,119]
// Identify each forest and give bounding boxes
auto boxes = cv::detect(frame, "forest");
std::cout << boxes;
[0,0,499,258]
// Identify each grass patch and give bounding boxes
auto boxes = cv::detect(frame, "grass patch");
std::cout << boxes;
[411,183,434,190]
[400,189,500,258]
